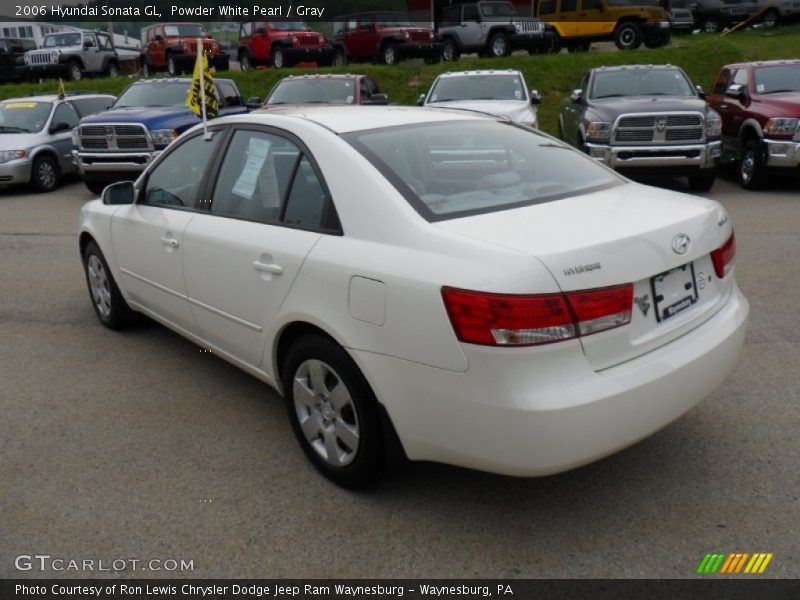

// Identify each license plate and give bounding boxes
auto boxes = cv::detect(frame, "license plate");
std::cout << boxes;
[651,262,698,322]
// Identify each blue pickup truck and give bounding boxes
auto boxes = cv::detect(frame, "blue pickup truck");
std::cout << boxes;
[72,78,248,193]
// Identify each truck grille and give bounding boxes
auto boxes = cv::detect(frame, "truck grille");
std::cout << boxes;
[295,33,320,47]
[28,52,55,65]
[408,30,431,43]
[187,41,216,54]
[614,113,705,145]
[79,124,151,151]
[516,20,545,33]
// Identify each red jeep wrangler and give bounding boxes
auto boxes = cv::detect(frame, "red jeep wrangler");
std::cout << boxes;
[141,23,230,77]
[237,20,334,70]
[707,60,800,189]
[331,12,442,66]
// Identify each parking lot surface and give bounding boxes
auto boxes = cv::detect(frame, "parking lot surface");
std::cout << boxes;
[1,173,798,579]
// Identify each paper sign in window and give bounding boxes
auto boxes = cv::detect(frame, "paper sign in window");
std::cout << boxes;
[231,136,280,207]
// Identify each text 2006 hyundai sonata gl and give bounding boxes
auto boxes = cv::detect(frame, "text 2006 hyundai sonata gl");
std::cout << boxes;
[79,107,748,487]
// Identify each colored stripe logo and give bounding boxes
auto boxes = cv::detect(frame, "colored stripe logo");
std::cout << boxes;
[697,552,773,574]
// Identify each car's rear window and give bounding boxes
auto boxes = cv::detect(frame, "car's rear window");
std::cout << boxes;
[344,120,622,222]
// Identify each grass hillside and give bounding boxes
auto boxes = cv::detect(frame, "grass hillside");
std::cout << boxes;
[2,26,798,136]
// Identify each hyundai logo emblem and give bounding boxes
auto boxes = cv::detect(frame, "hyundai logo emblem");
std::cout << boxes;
[672,233,691,255]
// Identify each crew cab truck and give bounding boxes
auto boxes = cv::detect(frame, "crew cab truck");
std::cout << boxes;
[331,12,442,66]
[23,31,119,81]
[238,20,333,70]
[72,78,247,194]
[437,1,548,61]
[536,0,671,51]
[692,0,759,33]
[141,23,230,77]
[707,60,800,189]
[559,65,722,191]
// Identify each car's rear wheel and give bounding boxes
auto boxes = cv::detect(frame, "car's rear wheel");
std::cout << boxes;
[702,19,720,33]
[739,139,764,190]
[68,60,82,81]
[167,54,178,76]
[239,52,252,71]
[688,173,716,192]
[488,32,509,57]
[381,43,397,65]
[282,334,384,488]
[442,39,460,61]
[106,62,119,77]
[614,22,642,50]
[31,155,59,192]
[761,8,779,28]
[82,241,135,330]
[85,181,107,195]
[333,49,347,67]
[273,47,285,69]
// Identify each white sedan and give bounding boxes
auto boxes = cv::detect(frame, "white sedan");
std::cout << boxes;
[79,107,748,487]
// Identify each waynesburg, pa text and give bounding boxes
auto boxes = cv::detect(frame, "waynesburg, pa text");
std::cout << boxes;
[13,3,327,19]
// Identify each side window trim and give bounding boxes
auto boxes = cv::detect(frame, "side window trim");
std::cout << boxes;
[206,123,342,235]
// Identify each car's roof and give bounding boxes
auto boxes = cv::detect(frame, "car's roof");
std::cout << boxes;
[129,77,235,84]
[436,70,522,78]
[592,64,681,73]
[243,106,493,134]
[0,93,114,103]
[723,59,800,69]
[279,74,364,81]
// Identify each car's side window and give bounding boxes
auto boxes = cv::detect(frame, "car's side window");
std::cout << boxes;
[463,5,480,21]
[144,132,220,208]
[538,0,556,15]
[712,69,732,95]
[282,156,326,229]
[582,0,602,9]
[561,0,578,12]
[52,102,80,129]
[732,68,749,88]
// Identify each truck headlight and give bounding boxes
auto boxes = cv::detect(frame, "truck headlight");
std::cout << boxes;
[51,50,60,62]
[24,54,31,65]
[150,129,178,147]
[586,122,612,142]
[705,110,722,138]
[0,150,27,163]
[659,21,670,28]
[403,30,410,40]
[764,117,799,138]
[515,22,524,33]
[71,128,80,147]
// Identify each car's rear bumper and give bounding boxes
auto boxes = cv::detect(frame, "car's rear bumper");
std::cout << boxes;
[763,139,800,169]
[0,159,32,184]
[351,285,748,477]
[587,140,722,171]
[73,150,160,181]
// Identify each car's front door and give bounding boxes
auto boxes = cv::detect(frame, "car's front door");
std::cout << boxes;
[81,33,101,71]
[110,131,221,333]
[461,5,485,49]
[49,101,80,173]
[181,127,334,370]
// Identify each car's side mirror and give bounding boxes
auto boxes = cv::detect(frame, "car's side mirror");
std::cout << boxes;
[725,83,746,101]
[102,181,135,204]
[365,93,390,105]
[530,89,542,104]
[696,84,707,99]
[417,93,426,106]
[570,89,583,104]
[49,121,71,134]
[246,96,262,109]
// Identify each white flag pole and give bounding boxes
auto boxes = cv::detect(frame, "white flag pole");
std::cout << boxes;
[197,37,209,140]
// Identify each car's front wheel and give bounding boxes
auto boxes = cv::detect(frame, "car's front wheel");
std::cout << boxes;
[488,32,509,57]
[614,22,642,50]
[688,173,716,192]
[68,60,82,81]
[283,334,384,488]
[702,19,720,33]
[442,39,460,61]
[31,154,59,192]
[167,54,178,76]
[273,47,286,69]
[106,62,120,77]
[739,139,765,189]
[333,49,347,67]
[82,241,135,330]
[239,52,252,71]
[380,43,397,65]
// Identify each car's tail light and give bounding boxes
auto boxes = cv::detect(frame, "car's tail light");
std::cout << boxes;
[711,231,736,278]
[442,284,633,347]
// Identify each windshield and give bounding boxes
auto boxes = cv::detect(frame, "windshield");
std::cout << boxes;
[754,65,800,94]
[163,25,203,37]
[43,33,82,48]
[0,101,52,133]
[267,79,356,105]
[345,121,621,221]
[269,21,308,31]
[113,82,190,108]
[374,13,414,26]
[481,2,517,17]
[428,75,525,102]
[591,69,695,99]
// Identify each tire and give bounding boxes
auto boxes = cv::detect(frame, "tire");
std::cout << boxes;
[167,53,177,76]
[548,34,563,54]
[30,154,59,192]
[380,43,397,65]
[488,32,509,57]
[739,139,765,190]
[442,38,460,62]
[106,61,119,77]
[282,334,385,488]
[688,173,716,192]
[85,181,107,195]
[273,47,285,69]
[68,60,82,81]
[142,60,150,77]
[762,9,779,28]
[82,241,135,330]
[333,49,346,67]
[614,22,643,50]
[239,51,252,71]
[702,19,720,33]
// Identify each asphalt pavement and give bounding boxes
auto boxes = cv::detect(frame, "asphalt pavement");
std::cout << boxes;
[1,171,798,579]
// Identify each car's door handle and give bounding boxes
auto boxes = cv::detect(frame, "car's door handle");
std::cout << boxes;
[719,104,728,109]
[160,236,179,248]
[253,261,283,275]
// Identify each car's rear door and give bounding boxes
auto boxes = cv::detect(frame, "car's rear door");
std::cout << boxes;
[181,126,337,369]
[110,131,222,333]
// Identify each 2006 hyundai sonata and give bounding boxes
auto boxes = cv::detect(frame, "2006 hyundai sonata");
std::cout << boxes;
[79,107,748,487]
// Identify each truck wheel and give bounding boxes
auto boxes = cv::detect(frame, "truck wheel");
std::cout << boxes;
[215,54,230,72]
[167,54,178,76]
[739,140,765,190]
[702,19,720,33]
[68,60,82,81]
[761,9,779,28]
[442,39,460,61]
[273,47,286,69]
[83,241,136,330]
[142,60,151,77]
[106,62,119,77]
[333,49,347,67]
[239,52,252,71]
[614,22,642,50]
[381,43,397,65]
[85,181,107,195]
[547,34,563,54]
[688,173,716,192]
[31,154,59,192]
[488,32,509,57]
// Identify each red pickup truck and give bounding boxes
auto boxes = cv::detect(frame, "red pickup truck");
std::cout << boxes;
[707,60,800,189]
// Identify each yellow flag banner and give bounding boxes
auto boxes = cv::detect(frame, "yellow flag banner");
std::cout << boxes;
[186,49,219,120]
[57,78,66,100]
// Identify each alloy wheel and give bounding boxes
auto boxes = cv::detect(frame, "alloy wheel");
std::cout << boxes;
[491,36,507,57]
[740,150,755,185]
[240,54,250,71]
[70,63,82,81]
[383,46,396,65]
[37,159,56,190]
[86,255,112,318]
[443,41,455,61]
[274,49,284,69]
